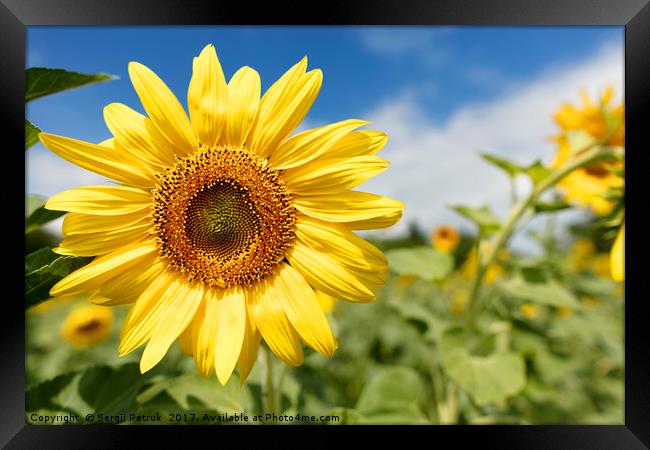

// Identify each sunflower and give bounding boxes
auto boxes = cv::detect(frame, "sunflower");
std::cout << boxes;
[39,44,403,384]
[431,225,460,254]
[551,87,624,216]
[61,305,114,348]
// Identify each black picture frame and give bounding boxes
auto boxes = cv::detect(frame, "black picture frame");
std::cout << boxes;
[6,0,648,447]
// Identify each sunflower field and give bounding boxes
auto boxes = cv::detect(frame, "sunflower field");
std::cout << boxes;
[25,50,624,425]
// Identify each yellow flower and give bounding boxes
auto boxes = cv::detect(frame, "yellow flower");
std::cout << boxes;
[610,224,624,281]
[39,44,403,385]
[61,305,114,348]
[551,87,624,216]
[431,225,460,254]
[568,238,596,272]
[519,303,541,319]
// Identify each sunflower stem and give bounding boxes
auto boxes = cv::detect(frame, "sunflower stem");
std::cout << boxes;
[261,345,277,422]
[465,143,621,328]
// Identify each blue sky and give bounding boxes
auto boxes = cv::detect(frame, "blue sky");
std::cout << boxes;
[26,26,623,249]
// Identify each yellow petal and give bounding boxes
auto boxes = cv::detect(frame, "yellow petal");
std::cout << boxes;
[276,263,337,357]
[50,240,158,296]
[611,224,624,281]
[179,300,205,357]
[188,44,228,147]
[283,155,388,195]
[91,258,164,306]
[237,312,260,385]
[315,291,337,313]
[247,276,303,366]
[62,211,151,236]
[346,210,403,230]
[223,66,261,147]
[286,241,379,302]
[313,130,388,161]
[119,273,203,372]
[293,190,405,223]
[248,59,322,158]
[55,224,151,256]
[128,61,198,155]
[39,133,156,188]
[294,215,387,271]
[195,289,220,377]
[45,186,151,216]
[215,287,247,385]
[270,119,368,170]
[103,103,176,167]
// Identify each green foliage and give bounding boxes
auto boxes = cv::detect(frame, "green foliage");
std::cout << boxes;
[479,152,556,187]
[439,328,526,406]
[354,367,428,423]
[534,199,571,213]
[386,246,453,281]
[480,152,523,178]
[451,205,501,234]
[499,276,581,308]
[25,119,41,150]
[25,248,91,308]
[25,68,115,102]
[26,195,66,234]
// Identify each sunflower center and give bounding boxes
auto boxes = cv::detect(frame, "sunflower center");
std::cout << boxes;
[584,163,609,178]
[152,145,297,288]
[77,319,102,334]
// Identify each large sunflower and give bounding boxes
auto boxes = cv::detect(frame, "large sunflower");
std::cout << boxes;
[39,44,403,384]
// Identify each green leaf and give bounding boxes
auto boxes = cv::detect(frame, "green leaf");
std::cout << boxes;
[356,366,427,423]
[137,373,245,414]
[533,199,571,213]
[26,364,147,422]
[524,160,552,185]
[26,371,78,414]
[26,67,115,102]
[480,152,523,178]
[439,328,526,406]
[25,119,41,149]
[25,248,92,308]
[386,246,453,281]
[78,363,146,417]
[388,300,447,343]
[499,276,580,308]
[25,195,66,234]
[451,205,501,234]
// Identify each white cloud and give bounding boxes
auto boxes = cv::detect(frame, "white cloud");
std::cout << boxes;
[358,27,454,67]
[26,144,110,197]
[360,41,623,252]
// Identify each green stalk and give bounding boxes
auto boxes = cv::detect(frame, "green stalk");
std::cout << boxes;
[465,144,621,327]
[260,345,277,422]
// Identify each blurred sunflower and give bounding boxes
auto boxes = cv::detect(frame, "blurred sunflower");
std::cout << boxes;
[431,225,460,254]
[61,305,114,348]
[551,87,624,216]
[40,44,403,384]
